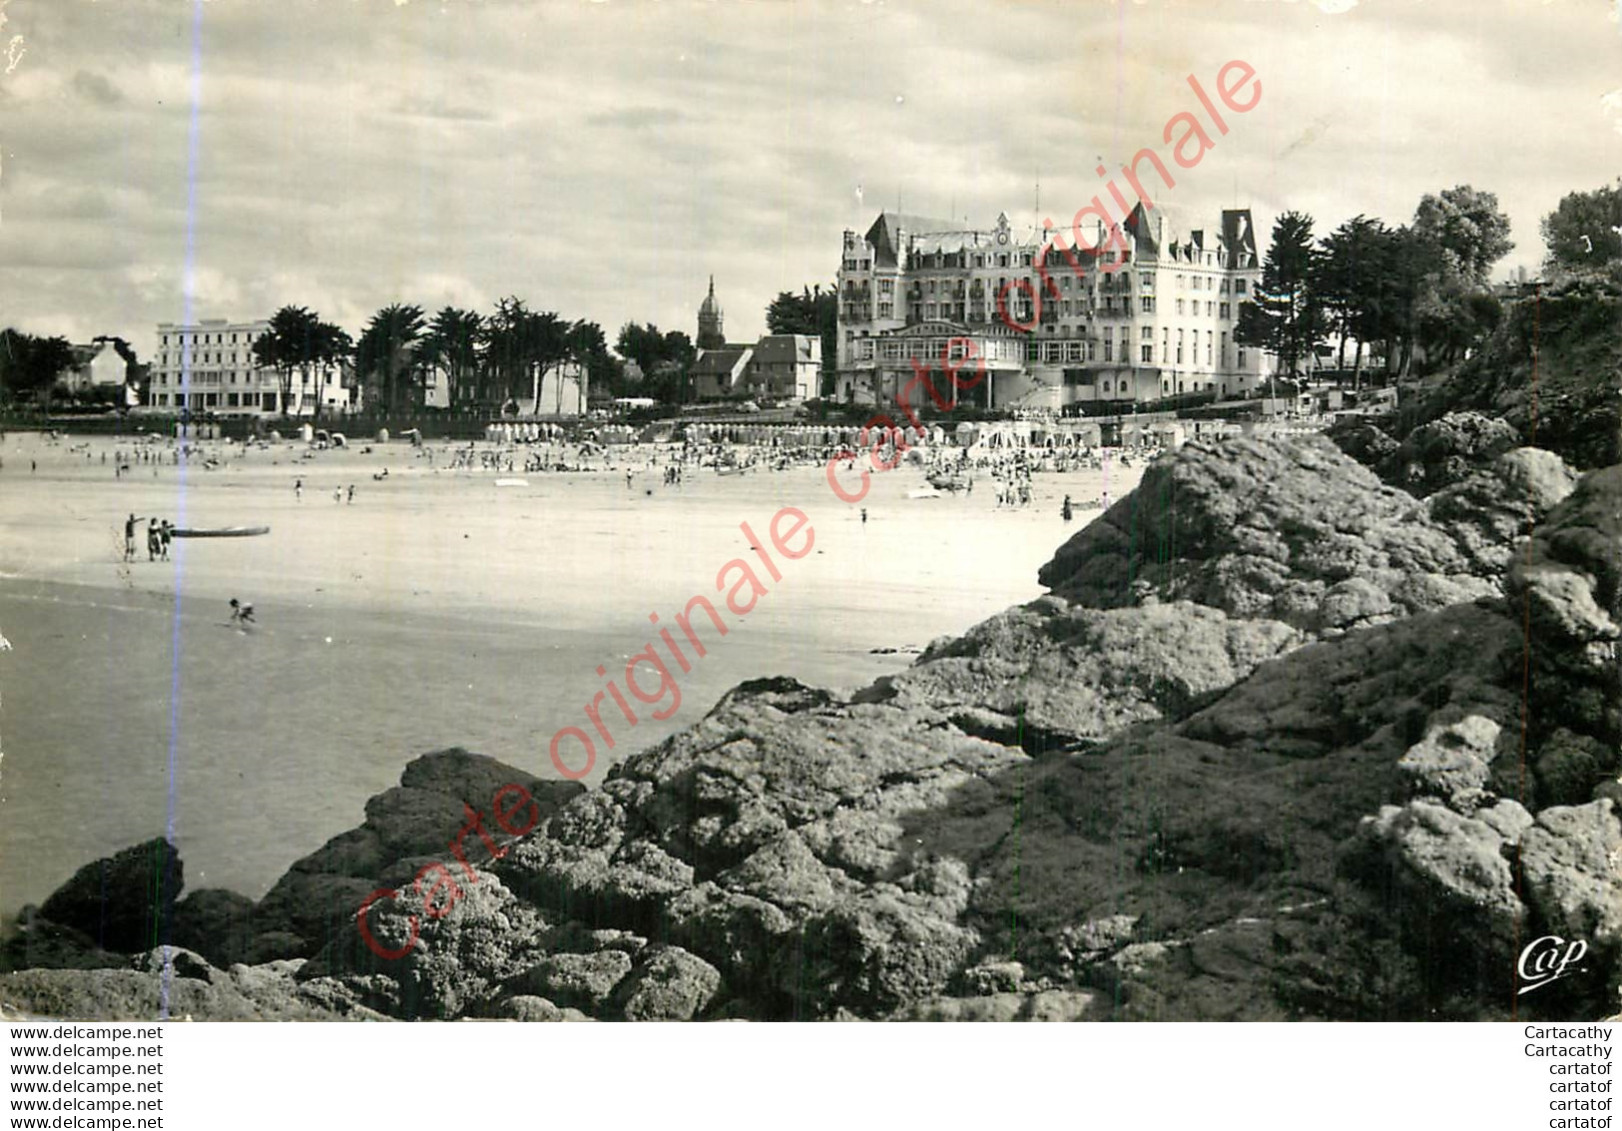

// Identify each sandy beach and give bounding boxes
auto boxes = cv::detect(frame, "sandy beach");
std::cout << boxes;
[0,427,1141,916]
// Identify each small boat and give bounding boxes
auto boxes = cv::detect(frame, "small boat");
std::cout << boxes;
[170,526,270,538]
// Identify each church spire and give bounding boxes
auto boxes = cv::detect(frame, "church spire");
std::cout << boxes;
[697,274,725,349]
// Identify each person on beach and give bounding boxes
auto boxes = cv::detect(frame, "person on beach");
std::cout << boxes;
[1061,495,1073,522]
[229,598,255,626]
[295,477,303,501]
[147,519,162,561]
[159,520,172,560]
[123,514,145,561]
[347,484,355,504]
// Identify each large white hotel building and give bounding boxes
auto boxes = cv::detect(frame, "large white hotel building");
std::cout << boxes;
[834,203,1273,411]
[146,318,355,416]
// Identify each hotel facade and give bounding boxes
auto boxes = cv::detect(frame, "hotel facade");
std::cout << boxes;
[146,318,356,416]
[834,205,1273,411]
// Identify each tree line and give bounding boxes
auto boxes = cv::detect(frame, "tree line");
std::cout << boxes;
[1235,185,1518,385]
[248,300,626,419]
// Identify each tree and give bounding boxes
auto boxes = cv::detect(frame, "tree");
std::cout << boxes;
[766,285,838,394]
[482,297,533,409]
[1235,211,1326,380]
[615,322,667,381]
[355,303,426,414]
[253,306,316,418]
[1315,215,1386,380]
[253,306,351,418]
[0,329,75,409]
[525,310,571,415]
[564,320,617,410]
[1412,185,1513,283]
[1540,180,1622,274]
[420,307,483,409]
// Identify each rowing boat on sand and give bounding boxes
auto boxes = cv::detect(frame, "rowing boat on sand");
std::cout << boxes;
[170,526,270,538]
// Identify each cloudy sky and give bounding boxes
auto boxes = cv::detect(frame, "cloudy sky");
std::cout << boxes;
[1,0,1619,358]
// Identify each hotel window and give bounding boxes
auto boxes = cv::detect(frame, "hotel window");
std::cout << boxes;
[1140,296,1155,313]
[1236,279,1248,294]
[879,279,893,294]
[1177,275,1185,289]
[1220,279,1230,293]
[1142,325,1153,340]
[999,255,1008,268]
[1220,303,1230,319]
[1141,274,1153,291]
[1176,329,1184,364]
[1086,341,1096,361]
[1140,344,1153,363]
[1206,302,1214,316]
[1238,348,1247,366]
[1104,339,1113,362]
[1207,334,1213,365]
[1162,328,1169,362]
[1176,299,1185,315]
[1062,301,1071,317]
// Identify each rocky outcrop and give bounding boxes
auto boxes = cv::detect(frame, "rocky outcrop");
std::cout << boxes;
[36,838,181,955]
[881,598,1300,750]
[1037,435,1519,635]
[237,748,584,966]
[1381,411,1521,494]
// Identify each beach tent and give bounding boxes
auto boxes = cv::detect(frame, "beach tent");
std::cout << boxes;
[330,432,347,448]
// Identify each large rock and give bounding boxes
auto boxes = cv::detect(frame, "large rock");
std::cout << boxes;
[1506,465,1622,795]
[613,946,723,1021]
[1518,800,1622,1014]
[38,839,182,955]
[884,596,1300,748]
[1344,798,1532,994]
[1382,411,1521,494]
[493,677,1030,1018]
[1037,435,1500,634]
[252,748,584,962]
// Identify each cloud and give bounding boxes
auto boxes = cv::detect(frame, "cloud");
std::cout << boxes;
[587,105,683,130]
[0,0,1618,360]
[391,92,496,122]
[69,69,122,106]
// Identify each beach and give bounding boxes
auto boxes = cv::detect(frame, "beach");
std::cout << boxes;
[0,428,1141,916]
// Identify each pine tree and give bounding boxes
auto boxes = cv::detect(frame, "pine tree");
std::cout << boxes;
[1235,211,1326,380]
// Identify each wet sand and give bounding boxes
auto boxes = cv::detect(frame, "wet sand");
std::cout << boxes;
[0,429,1140,915]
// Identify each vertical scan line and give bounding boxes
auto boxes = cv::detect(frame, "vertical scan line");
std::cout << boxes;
[1512,283,1542,1015]
[159,0,205,1022]
[1008,707,1025,961]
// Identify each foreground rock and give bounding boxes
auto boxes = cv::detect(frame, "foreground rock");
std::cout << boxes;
[36,839,181,955]
[1036,434,1556,635]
